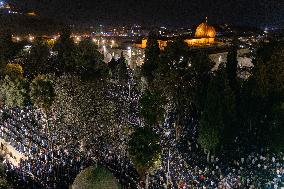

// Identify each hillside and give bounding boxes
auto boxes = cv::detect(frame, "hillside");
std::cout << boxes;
[0,14,63,35]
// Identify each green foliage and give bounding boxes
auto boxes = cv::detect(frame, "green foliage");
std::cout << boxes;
[108,58,119,78]
[190,51,214,111]
[0,58,6,77]
[254,41,282,65]
[52,75,119,148]
[163,38,190,68]
[26,39,51,78]
[153,40,214,140]
[253,47,284,98]
[191,51,214,77]
[5,63,24,79]
[55,31,109,78]
[0,31,22,61]
[75,39,108,79]
[117,56,129,83]
[0,160,11,189]
[198,66,237,152]
[154,39,192,108]
[0,64,28,109]
[156,42,214,111]
[239,42,284,147]
[0,75,28,108]
[128,127,161,178]
[226,44,238,92]
[198,120,220,154]
[54,27,76,73]
[139,90,166,126]
[141,32,160,82]
[29,75,55,111]
[72,166,120,189]
[269,103,284,151]
[0,177,9,189]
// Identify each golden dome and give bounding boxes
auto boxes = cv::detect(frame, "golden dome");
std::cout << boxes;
[195,22,216,38]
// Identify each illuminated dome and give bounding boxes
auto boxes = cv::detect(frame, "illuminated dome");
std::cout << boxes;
[195,22,216,38]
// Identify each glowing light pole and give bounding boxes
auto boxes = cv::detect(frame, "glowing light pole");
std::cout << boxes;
[29,35,34,42]
[111,40,115,48]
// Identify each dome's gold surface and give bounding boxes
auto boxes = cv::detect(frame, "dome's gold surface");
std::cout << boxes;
[195,23,216,38]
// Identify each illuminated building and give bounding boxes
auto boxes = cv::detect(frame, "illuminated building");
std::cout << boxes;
[136,17,217,49]
[194,20,216,38]
[0,1,16,14]
[138,39,168,50]
[185,17,216,46]
[0,1,10,9]
[26,11,37,16]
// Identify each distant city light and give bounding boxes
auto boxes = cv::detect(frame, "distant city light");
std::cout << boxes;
[179,56,184,62]
[27,11,36,16]
[29,36,34,42]
[75,36,81,43]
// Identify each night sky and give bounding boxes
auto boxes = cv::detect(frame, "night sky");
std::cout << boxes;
[7,0,284,28]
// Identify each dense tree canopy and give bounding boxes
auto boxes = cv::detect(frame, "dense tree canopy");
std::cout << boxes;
[54,27,76,73]
[5,63,24,80]
[241,41,284,149]
[75,39,108,79]
[128,127,161,179]
[0,24,284,189]
[0,31,22,61]
[139,90,166,126]
[72,166,120,189]
[0,75,28,108]
[25,38,51,78]
[141,32,160,82]
[117,55,129,83]
[29,75,55,111]
[153,40,214,139]
[198,66,237,156]
[226,44,239,93]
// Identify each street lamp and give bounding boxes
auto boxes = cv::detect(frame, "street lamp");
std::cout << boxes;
[75,36,81,43]
[29,35,34,42]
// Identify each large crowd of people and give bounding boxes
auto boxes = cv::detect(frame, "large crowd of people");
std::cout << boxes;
[0,74,143,189]
[0,72,284,189]
[0,106,93,188]
[147,110,284,189]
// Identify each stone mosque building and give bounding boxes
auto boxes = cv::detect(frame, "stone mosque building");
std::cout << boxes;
[136,17,217,49]
[185,17,216,46]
